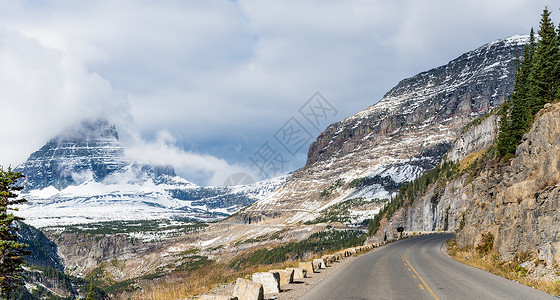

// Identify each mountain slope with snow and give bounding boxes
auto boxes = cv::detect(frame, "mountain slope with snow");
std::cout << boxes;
[16,119,287,227]
[233,35,528,225]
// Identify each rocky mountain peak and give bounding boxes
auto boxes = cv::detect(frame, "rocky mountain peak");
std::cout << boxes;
[16,118,288,227]
[307,35,528,166]
[237,35,528,225]
[16,118,174,191]
[58,118,119,141]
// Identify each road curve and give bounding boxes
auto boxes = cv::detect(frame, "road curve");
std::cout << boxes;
[299,233,556,300]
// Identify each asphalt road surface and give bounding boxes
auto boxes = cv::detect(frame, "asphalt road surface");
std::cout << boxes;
[299,233,557,300]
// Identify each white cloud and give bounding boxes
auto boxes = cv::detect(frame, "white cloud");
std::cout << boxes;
[0,30,127,166]
[123,129,256,186]
[1,0,559,185]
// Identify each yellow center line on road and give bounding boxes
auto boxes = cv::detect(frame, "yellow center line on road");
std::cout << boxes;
[404,241,440,300]
[419,284,425,290]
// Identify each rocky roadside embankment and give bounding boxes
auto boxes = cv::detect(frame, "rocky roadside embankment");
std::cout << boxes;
[371,101,560,285]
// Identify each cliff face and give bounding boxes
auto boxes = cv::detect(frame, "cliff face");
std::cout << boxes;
[46,232,157,276]
[377,102,560,265]
[236,35,527,225]
[447,114,498,163]
[460,103,560,263]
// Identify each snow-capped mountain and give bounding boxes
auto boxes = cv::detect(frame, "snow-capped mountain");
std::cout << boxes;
[16,119,287,227]
[16,119,176,190]
[233,35,528,225]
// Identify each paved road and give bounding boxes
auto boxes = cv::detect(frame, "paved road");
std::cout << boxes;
[299,233,557,300]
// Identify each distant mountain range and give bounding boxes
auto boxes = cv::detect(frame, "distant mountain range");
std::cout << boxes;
[15,119,287,227]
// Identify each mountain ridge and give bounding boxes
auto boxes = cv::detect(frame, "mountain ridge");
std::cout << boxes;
[235,35,528,226]
[16,119,287,227]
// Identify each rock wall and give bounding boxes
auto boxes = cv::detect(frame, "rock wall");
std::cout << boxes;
[46,232,159,276]
[447,114,499,162]
[459,103,560,263]
[374,102,560,265]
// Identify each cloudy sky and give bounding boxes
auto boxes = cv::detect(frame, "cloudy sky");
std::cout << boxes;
[1,0,559,185]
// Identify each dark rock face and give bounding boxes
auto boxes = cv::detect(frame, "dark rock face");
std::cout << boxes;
[16,119,175,190]
[307,36,527,166]
[16,221,64,271]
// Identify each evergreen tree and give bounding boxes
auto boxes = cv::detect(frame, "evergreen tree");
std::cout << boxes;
[507,30,536,154]
[528,7,560,114]
[86,282,95,300]
[0,167,28,299]
[557,22,560,100]
[497,97,512,156]
[520,28,537,101]
[497,8,560,158]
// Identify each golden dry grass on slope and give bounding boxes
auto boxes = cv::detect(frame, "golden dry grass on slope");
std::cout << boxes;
[458,148,487,172]
[447,238,560,296]
[123,259,299,300]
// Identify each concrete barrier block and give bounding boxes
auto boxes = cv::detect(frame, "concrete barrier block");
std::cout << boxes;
[287,268,306,280]
[313,258,326,270]
[252,272,280,294]
[269,269,293,286]
[232,278,263,300]
[199,295,238,300]
[299,261,314,274]
[312,259,321,270]
[321,255,331,267]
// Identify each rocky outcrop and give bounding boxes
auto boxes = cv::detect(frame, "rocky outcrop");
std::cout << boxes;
[46,231,158,276]
[238,35,527,225]
[16,221,64,271]
[375,102,560,265]
[447,114,499,162]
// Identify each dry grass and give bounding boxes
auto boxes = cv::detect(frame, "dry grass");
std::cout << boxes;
[122,259,300,300]
[121,242,352,300]
[458,148,486,172]
[447,238,560,296]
